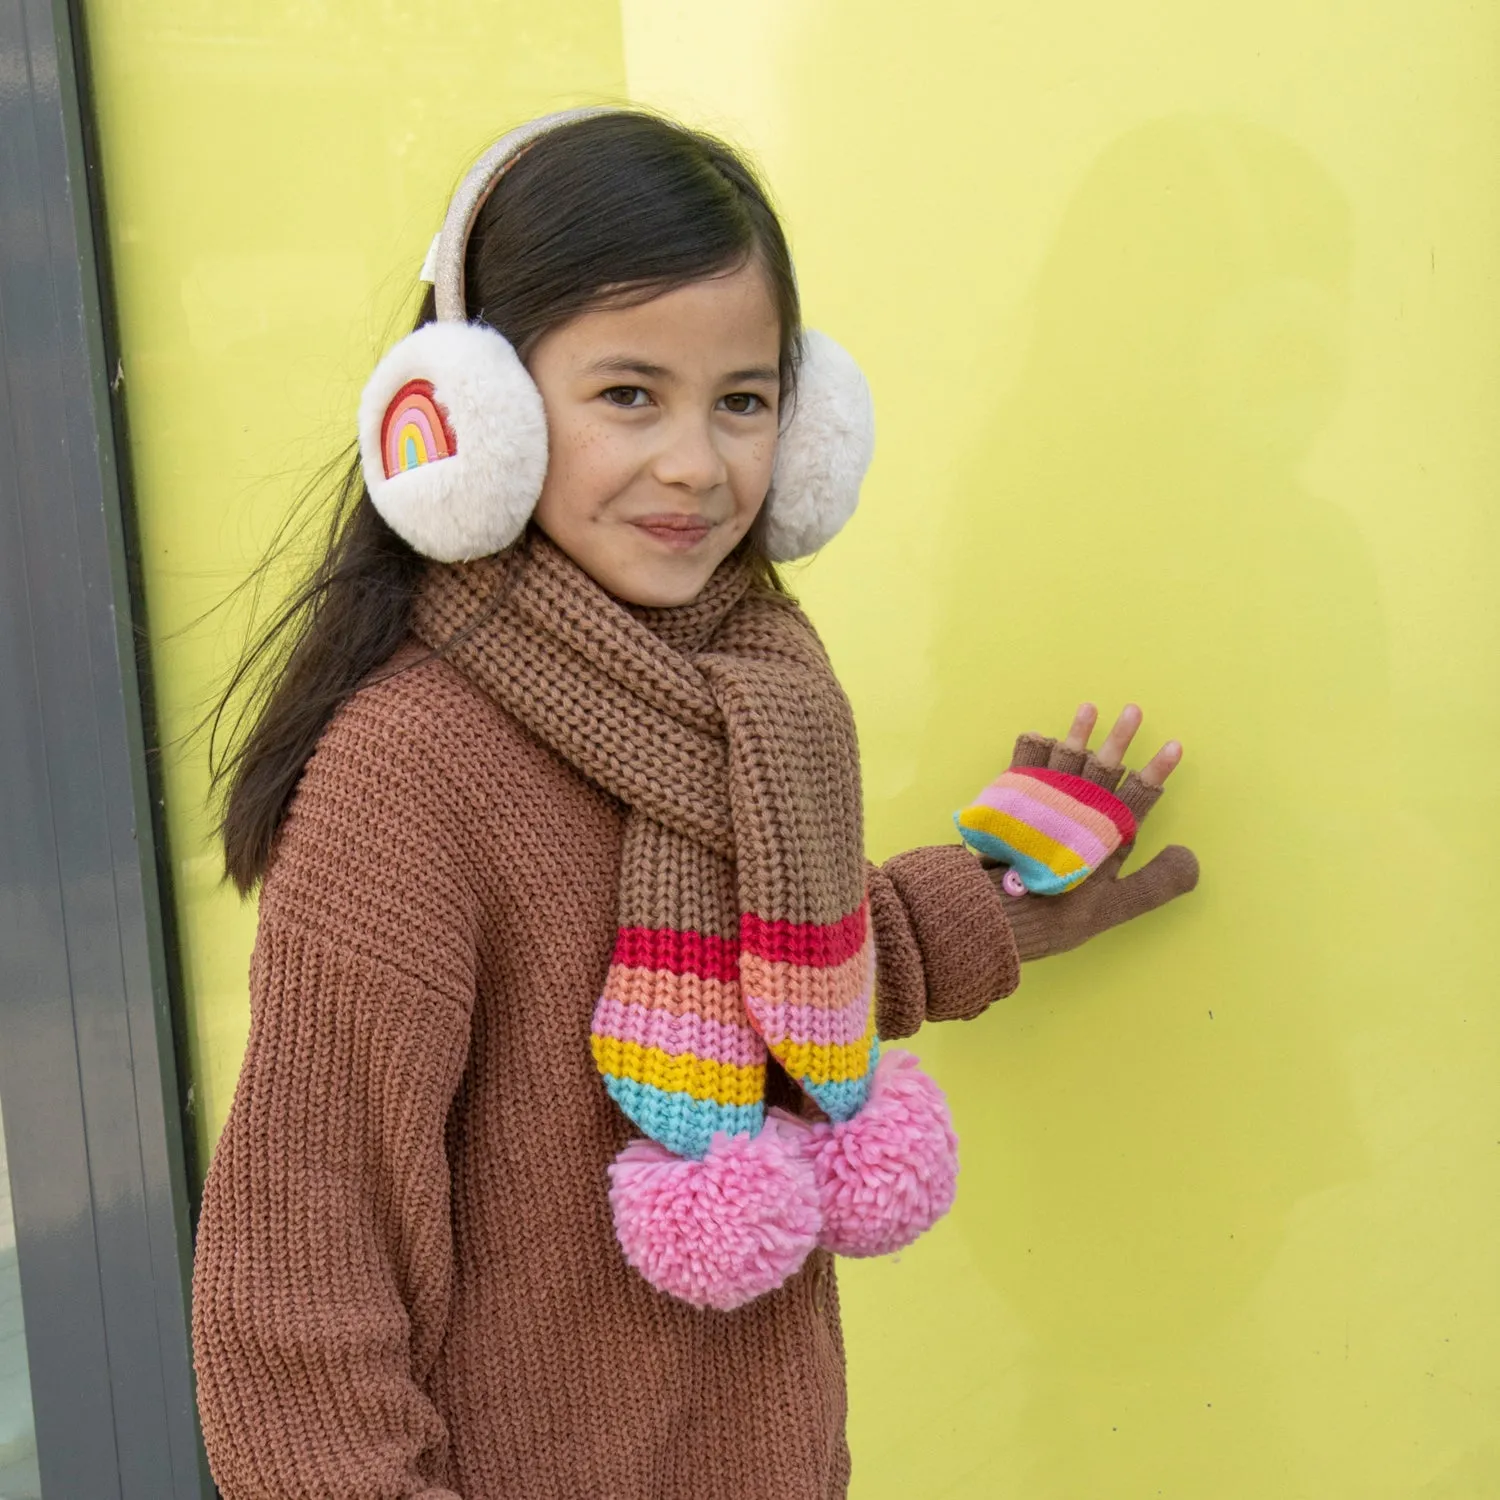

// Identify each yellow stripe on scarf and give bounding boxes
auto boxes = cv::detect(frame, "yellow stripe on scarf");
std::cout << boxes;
[591,1036,766,1105]
[776,1006,879,1084]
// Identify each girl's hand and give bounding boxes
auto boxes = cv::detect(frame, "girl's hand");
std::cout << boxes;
[986,703,1200,961]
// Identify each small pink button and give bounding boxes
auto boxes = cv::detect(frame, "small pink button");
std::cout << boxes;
[1001,869,1028,898]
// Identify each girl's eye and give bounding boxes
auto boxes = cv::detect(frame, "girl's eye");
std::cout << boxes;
[599,387,770,414]
[602,386,650,408]
[721,393,766,415]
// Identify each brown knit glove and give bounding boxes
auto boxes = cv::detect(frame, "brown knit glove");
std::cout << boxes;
[983,732,1200,961]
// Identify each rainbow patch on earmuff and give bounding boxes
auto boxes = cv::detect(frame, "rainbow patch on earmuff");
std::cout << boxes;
[380,379,457,479]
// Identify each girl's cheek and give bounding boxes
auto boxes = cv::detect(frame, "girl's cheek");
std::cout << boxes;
[595,433,647,502]
[727,422,775,468]
[749,433,778,489]
[558,413,623,483]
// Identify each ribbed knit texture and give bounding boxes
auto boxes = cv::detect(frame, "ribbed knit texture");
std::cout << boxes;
[191,627,1022,1500]
[954,765,1138,895]
[410,532,878,1164]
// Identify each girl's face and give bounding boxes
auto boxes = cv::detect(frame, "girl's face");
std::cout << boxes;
[525,258,782,607]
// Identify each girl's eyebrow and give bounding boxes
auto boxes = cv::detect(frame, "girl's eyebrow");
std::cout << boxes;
[581,355,780,384]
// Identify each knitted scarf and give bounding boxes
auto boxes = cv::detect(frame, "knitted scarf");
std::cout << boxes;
[409,529,955,1310]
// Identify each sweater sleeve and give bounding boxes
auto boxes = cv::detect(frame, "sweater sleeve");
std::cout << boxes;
[191,668,481,1500]
[867,845,1022,1041]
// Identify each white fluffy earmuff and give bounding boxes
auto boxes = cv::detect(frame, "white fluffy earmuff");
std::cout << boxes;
[357,322,548,563]
[357,107,876,564]
[764,329,875,562]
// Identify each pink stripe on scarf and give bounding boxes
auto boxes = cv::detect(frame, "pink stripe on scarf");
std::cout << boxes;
[747,983,874,1049]
[592,998,768,1066]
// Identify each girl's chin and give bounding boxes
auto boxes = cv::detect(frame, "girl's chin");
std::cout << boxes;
[608,567,717,608]
[587,550,717,608]
[539,519,742,607]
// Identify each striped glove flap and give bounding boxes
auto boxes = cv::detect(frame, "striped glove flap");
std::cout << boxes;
[954,766,1138,896]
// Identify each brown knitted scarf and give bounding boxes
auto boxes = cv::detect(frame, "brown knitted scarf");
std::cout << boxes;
[409,528,880,1160]
[407,528,964,1313]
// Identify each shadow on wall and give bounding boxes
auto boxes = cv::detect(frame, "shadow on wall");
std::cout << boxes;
[926,110,1387,805]
[926,114,1388,1485]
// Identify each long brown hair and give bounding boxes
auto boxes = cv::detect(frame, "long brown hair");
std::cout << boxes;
[204,109,801,896]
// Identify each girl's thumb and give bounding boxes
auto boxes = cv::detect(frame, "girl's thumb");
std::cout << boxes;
[1115,844,1200,917]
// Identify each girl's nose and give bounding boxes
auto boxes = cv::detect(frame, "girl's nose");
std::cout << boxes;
[652,413,729,493]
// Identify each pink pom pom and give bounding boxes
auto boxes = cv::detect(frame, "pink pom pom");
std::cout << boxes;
[801,1049,959,1258]
[607,1113,822,1311]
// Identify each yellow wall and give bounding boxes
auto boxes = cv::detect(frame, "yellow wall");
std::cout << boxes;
[82,0,628,1147]
[88,0,1499,1494]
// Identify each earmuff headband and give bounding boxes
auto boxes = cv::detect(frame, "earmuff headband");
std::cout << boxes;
[429,107,614,322]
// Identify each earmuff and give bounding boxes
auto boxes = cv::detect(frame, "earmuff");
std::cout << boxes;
[356,106,875,564]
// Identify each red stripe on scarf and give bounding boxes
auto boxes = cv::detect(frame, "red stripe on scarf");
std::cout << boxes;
[612,899,870,979]
[611,926,740,981]
[740,900,868,968]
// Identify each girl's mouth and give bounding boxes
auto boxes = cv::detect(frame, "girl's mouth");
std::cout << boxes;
[630,515,713,550]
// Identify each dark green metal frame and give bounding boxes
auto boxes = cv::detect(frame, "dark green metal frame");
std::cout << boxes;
[0,0,214,1494]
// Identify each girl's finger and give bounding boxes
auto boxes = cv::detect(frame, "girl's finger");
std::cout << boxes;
[1061,702,1097,752]
[1136,740,1183,788]
[1095,703,1143,767]
[1113,844,1199,915]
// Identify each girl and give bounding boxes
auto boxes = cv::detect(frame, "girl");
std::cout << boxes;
[191,106,1198,1500]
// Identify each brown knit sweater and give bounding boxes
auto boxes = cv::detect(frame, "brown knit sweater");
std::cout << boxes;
[191,637,1022,1500]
